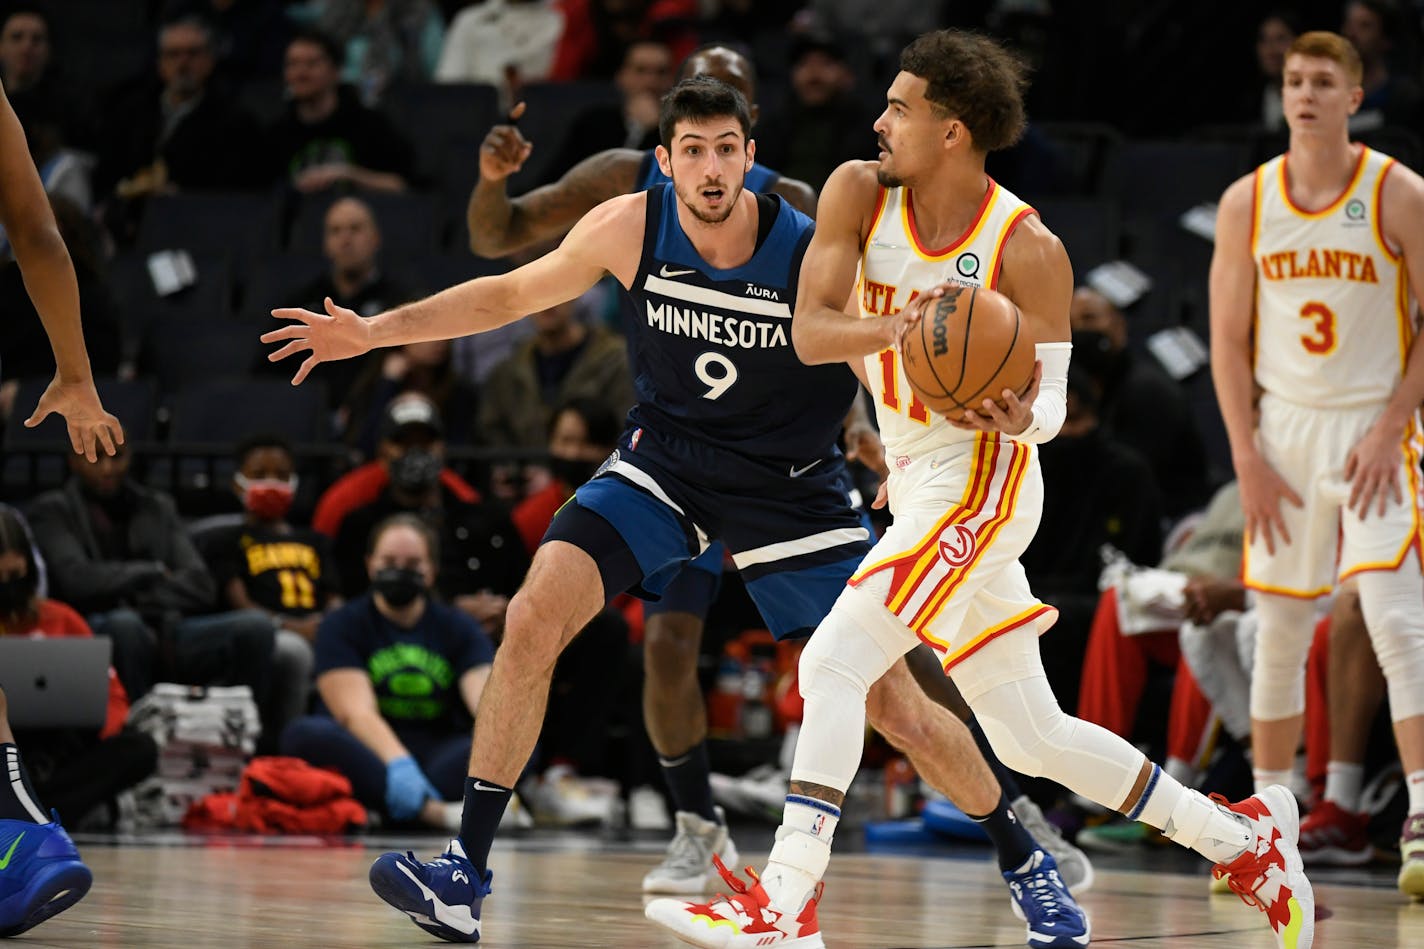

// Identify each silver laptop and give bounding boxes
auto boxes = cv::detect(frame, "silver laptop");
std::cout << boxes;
[0,637,111,730]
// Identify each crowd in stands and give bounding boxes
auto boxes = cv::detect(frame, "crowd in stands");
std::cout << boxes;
[1,0,1422,850]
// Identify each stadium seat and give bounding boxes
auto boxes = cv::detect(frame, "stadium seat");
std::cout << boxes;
[502,80,622,195]
[135,192,283,265]
[168,379,330,446]
[383,82,500,180]
[1100,140,1252,221]
[1036,122,1123,196]
[239,254,327,319]
[1032,198,1122,272]
[109,251,235,321]
[136,315,264,396]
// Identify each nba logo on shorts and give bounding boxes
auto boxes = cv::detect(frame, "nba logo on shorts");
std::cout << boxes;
[811,814,826,836]
[938,524,976,568]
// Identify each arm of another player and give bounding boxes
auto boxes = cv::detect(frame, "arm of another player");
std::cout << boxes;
[771,174,817,217]
[792,161,904,364]
[467,101,642,257]
[265,194,644,385]
[1346,164,1424,518]
[0,84,122,460]
[952,215,1072,436]
[1210,173,1301,553]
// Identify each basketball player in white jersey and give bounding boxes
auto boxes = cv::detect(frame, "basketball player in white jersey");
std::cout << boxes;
[647,29,1314,949]
[1210,30,1424,899]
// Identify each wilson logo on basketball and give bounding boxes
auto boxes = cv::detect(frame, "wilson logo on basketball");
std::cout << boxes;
[930,292,961,357]
[938,524,976,567]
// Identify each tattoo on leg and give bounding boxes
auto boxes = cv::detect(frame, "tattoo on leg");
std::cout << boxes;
[789,780,846,809]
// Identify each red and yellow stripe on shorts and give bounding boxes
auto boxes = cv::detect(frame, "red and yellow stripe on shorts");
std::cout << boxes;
[848,433,1032,653]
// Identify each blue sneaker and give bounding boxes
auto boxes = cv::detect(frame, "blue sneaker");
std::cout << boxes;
[0,815,93,938]
[1003,849,1091,947]
[369,838,491,943]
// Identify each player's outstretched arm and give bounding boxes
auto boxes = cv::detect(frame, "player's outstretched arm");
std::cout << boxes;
[267,194,644,385]
[1211,172,1301,553]
[467,102,643,257]
[792,161,901,365]
[1344,163,1424,517]
[0,83,122,460]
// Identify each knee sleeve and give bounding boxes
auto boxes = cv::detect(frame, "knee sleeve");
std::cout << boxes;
[791,587,910,791]
[1249,595,1318,721]
[970,674,1146,810]
[1356,565,1424,720]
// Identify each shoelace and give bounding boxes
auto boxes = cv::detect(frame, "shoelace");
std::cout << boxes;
[1018,869,1067,916]
[702,856,764,925]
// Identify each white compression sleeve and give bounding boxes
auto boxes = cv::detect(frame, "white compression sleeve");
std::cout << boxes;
[1013,341,1072,445]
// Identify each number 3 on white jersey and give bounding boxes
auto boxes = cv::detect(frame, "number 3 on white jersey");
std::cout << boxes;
[695,352,739,400]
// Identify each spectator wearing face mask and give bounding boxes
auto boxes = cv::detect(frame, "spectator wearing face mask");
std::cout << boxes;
[195,435,340,644]
[279,514,494,828]
[512,396,620,554]
[1069,286,1210,518]
[330,394,529,637]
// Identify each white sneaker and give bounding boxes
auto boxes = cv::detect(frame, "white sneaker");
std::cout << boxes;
[642,807,739,894]
[1012,795,1095,893]
[629,785,672,831]
[521,764,617,827]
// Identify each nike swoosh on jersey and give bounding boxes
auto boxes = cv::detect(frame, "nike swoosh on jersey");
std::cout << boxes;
[0,832,24,870]
[788,460,823,478]
[658,265,697,278]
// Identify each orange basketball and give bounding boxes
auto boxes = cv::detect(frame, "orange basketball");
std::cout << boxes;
[900,285,1035,420]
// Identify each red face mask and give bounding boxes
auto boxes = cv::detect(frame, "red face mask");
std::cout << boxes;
[235,474,297,521]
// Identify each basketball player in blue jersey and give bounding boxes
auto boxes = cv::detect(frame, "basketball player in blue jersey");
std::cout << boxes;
[467,45,1092,899]
[266,76,1087,946]
[647,30,1312,949]
[0,79,118,938]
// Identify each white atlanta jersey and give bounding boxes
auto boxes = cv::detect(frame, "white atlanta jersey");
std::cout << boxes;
[857,178,1036,460]
[1252,145,1412,409]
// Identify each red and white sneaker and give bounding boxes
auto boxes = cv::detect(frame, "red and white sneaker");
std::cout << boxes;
[1210,786,1315,948]
[644,855,825,948]
[1297,801,1372,866]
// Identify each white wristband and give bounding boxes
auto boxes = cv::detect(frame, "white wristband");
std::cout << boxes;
[1013,341,1072,444]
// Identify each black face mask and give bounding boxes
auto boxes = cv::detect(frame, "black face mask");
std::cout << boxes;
[1070,329,1127,384]
[389,448,441,495]
[0,573,35,615]
[549,457,599,488]
[370,567,426,608]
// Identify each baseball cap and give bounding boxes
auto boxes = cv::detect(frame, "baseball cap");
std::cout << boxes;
[380,393,444,442]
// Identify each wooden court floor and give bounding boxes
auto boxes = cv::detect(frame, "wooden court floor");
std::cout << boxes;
[21,832,1424,948]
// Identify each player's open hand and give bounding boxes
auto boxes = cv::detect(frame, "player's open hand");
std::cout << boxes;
[263,297,373,386]
[948,361,1042,435]
[1236,449,1303,555]
[1345,422,1404,520]
[480,102,532,182]
[25,373,124,462]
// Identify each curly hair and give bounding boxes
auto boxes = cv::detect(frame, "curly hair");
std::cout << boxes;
[899,30,1030,153]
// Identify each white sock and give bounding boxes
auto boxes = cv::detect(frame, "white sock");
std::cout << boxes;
[1408,769,1424,815]
[1164,756,1200,789]
[1254,768,1292,794]
[1129,763,1250,863]
[761,802,835,911]
[1324,761,1364,812]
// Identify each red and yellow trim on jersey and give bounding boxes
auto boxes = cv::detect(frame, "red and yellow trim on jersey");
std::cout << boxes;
[862,186,889,254]
[1339,416,1424,582]
[940,603,1056,673]
[905,440,1032,638]
[1241,575,1333,600]
[902,179,999,262]
[987,205,1037,291]
[1373,159,1401,264]
[1250,165,1266,258]
[1278,145,1369,221]
[1395,260,1414,375]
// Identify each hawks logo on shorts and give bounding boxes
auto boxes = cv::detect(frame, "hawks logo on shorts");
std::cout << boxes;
[938,524,976,567]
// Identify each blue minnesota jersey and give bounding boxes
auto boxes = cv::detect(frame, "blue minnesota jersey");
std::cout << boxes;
[620,183,858,464]
[636,149,783,194]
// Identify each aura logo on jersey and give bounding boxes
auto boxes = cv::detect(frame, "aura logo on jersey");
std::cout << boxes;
[938,524,977,568]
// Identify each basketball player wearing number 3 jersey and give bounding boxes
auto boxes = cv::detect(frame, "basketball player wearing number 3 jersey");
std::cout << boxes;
[648,29,1313,949]
[1211,30,1424,901]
